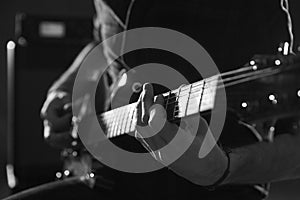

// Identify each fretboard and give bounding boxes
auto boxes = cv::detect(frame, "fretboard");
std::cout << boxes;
[98,54,300,139]
[100,75,219,139]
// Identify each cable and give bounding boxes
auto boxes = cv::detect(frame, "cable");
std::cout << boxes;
[119,0,136,71]
[280,0,295,54]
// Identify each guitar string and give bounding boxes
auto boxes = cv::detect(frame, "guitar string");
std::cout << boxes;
[104,66,282,137]
[104,64,271,121]
[104,57,300,137]
[153,66,281,107]
[102,65,281,120]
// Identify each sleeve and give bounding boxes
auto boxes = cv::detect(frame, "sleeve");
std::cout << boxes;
[275,116,300,136]
[93,0,128,104]
[48,42,98,95]
[49,0,126,97]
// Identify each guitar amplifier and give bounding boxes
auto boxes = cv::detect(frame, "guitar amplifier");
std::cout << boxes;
[7,13,93,192]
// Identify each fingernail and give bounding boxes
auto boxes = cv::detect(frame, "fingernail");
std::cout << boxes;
[143,83,152,91]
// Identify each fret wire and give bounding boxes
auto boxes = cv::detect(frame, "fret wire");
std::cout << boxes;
[125,104,133,133]
[176,86,183,117]
[123,106,130,134]
[116,108,122,136]
[120,106,128,135]
[165,90,172,110]
[184,85,192,116]
[110,111,116,138]
[112,108,119,137]
[121,108,126,135]
[108,116,113,138]
[198,80,205,113]
[107,112,112,138]
[106,114,111,138]
[128,107,134,132]
[121,107,127,135]
[115,108,121,136]
[105,113,112,137]
[129,104,136,133]
[130,108,137,132]
[116,108,123,137]
[112,115,117,137]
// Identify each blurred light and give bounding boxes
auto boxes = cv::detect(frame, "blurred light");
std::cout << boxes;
[90,173,95,178]
[250,60,255,66]
[269,94,276,101]
[72,151,78,157]
[6,164,17,188]
[17,37,27,46]
[297,90,300,97]
[275,59,281,66]
[272,99,278,104]
[283,42,289,55]
[56,172,62,179]
[252,65,258,70]
[64,170,70,176]
[241,102,248,108]
[39,21,65,38]
[71,141,77,146]
[7,41,15,50]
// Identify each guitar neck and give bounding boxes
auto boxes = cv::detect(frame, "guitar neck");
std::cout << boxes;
[100,53,300,139]
[100,75,220,139]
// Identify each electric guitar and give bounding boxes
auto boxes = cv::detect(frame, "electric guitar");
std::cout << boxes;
[62,53,300,197]
[97,53,300,141]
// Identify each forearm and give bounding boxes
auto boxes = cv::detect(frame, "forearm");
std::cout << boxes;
[225,133,300,184]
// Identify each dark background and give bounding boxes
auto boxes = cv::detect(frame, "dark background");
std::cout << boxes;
[0,0,94,197]
[0,0,300,199]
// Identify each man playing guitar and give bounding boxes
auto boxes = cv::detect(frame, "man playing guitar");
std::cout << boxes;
[5,0,300,199]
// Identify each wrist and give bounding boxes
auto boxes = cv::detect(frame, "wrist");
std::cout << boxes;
[205,146,231,190]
